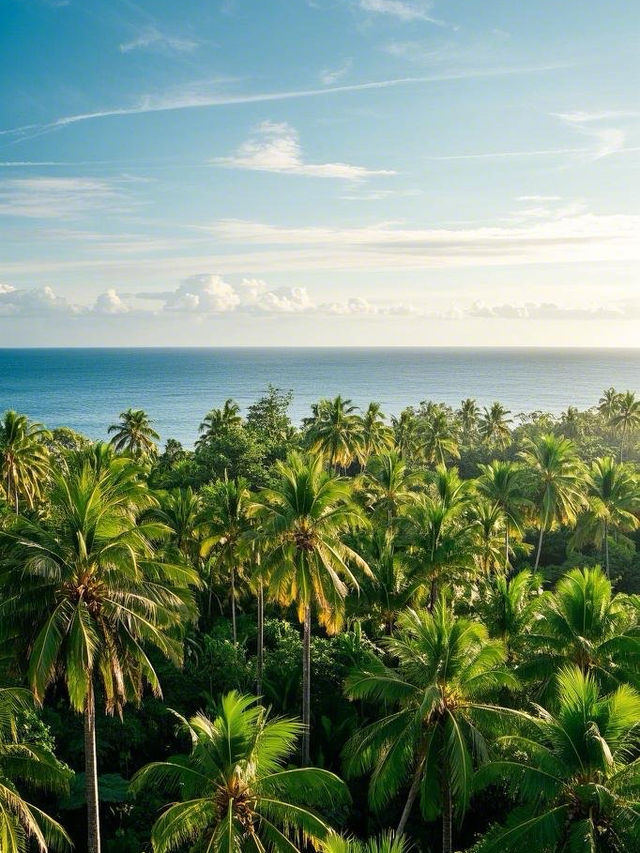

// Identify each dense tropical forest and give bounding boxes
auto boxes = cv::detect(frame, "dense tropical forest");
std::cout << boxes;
[1,385,640,853]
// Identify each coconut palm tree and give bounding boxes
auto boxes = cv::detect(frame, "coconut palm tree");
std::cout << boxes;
[0,686,72,853]
[475,666,640,852]
[151,486,203,562]
[361,451,421,525]
[0,460,199,853]
[306,397,363,472]
[355,529,417,635]
[609,390,640,461]
[323,831,410,853]
[253,453,370,763]
[524,566,640,691]
[477,461,531,571]
[478,403,512,450]
[358,403,394,466]
[0,411,50,513]
[469,500,508,575]
[344,599,516,852]
[573,456,640,576]
[419,410,460,467]
[131,691,350,853]
[391,409,420,462]
[200,476,253,644]
[519,434,585,570]
[475,569,544,662]
[107,408,159,458]
[457,398,479,445]
[400,472,475,609]
[598,386,621,421]
[197,399,243,446]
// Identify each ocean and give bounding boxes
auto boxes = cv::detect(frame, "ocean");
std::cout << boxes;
[0,348,638,447]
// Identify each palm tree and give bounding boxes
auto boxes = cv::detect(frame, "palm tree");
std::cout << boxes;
[475,666,640,852]
[0,411,50,513]
[400,472,474,609]
[419,409,460,467]
[469,500,508,575]
[478,403,512,450]
[609,390,640,461]
[525,566,640,690]
[598,386,621,421]
[306,397,363,472]
[131,691,349,853]
[323,831,410,853]
[151,487,203,562]
[200,476,253,644]
[0,687,72,853]
[358,403,394,466]
[477,461,531,571]
[457,398,479,444]
[361,451,421,525]
[356,529,417,635]
[519,434,585,570]
[475,569,543,662]
[107,408,159,458]
[573,456,640,576]
[344,600,516,852]
[391,409,420,462]
[0,460,199,853]
[197,399,243,446]
[254,453,370,763]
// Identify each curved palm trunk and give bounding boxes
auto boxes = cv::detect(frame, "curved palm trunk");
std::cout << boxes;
[534,523,545,570]
[302,604,311,766]
[504,526,510,572]
[256,579,264,696]
[396,757,424,837]
[84,680,101,853]
[230,567,237,645]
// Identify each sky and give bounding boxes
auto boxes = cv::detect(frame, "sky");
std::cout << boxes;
[1,0,639,346]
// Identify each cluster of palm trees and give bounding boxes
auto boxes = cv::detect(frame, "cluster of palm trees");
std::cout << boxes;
[0,389,638,853]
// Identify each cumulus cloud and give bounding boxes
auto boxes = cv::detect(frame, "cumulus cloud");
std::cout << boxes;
[92,289,130,315]
[216,121,395,180]
[163,274,241,313]
[0,284,80,316]
[120,27,199,54]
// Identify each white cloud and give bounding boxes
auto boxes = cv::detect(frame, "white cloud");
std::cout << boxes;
[92,289,130,315]
[120,27,199,54]
[358,0,445,24]
[319,59,352,85]
[0,284,80,316]
[163,274,241,312]
[216,121,395,180]
[0,177,125,219]
[553,110,638,159]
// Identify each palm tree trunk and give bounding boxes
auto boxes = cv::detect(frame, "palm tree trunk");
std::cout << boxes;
[396,758,424,837]
[230,567,237,645]
[442,776,453,853]
[604,519,610,578]
[534,524,545,570]
[504,525,510,572]
[302,604,311,766]
[256,579,264,696]
[84,680,101,853]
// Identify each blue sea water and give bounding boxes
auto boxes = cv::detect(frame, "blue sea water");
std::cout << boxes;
[0,348,638,447]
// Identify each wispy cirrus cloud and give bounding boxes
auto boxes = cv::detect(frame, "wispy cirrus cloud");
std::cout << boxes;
[552,109,639,159]
[0,177,128,219]
[319,59,352,85]
[1,65,569,142]
[358,0,448,25]
[119,27,200,54]
[215,121,395,180]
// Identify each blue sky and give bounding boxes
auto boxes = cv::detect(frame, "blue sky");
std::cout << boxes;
[1,0,639,346]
